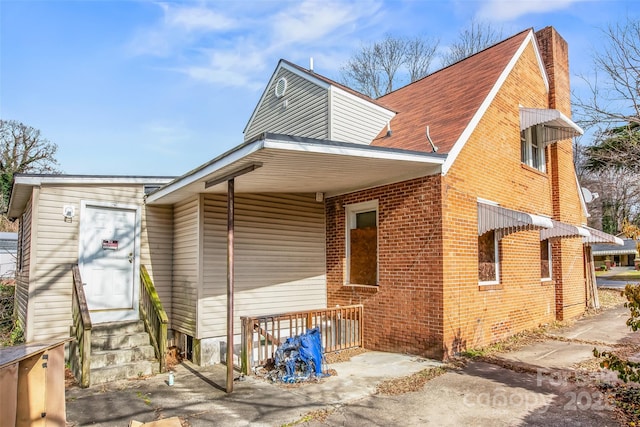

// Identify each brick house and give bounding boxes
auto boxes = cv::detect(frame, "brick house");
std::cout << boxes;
[241,26,606,359]
[9,26,620,374]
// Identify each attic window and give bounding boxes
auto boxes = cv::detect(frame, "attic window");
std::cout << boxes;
[274,77,288,98]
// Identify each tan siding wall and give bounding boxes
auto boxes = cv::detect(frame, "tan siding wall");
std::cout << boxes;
[28,184,155,341]
[172,196,199,336]
[330,89,392,144]
[200,193,326,338]
[244,68,329,142]
[14,194,33,336]
[141,205,174,323]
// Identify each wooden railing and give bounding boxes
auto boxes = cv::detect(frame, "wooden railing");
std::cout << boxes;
[139,265,168,373]
[71,264,92,388]
[240,304,363,374]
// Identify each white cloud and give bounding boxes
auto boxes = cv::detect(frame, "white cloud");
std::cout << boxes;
[163,4,238,32]
[272,0,379,44]
[476,0,589,22]
[128,0,384,88]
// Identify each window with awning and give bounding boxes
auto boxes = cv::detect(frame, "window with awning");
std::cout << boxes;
[477,202,553,239]
[519,108,584,145]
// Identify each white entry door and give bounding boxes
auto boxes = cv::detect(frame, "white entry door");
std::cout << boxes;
[79,203,139,323]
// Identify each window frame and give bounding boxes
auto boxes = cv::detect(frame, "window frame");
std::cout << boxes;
[345,200,379,286]
[478,229,500,286]
[540,238,552,281]
[521,125,546,172]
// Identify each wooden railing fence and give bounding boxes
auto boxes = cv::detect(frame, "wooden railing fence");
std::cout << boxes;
[139,265,168,373]
[71,264,92,387]
[240,304,363,374]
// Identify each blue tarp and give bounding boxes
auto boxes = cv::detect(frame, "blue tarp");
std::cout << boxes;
[274,327,328,382]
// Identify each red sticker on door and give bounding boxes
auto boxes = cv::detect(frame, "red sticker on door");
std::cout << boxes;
[102,240,118,250]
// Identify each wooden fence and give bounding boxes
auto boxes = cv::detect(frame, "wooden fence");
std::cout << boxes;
[240,304,363,374]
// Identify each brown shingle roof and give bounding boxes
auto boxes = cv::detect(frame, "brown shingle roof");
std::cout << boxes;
[371,29,532,154]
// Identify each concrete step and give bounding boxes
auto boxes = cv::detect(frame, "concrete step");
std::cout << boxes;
[90,331,152,351]
[90,345,157,369]
[90,359,159,385]
[91,320,145,336]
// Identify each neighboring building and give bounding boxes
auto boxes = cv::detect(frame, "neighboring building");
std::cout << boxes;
[8,26,622,370]
[0,232,17,279]
[592,239,639,268]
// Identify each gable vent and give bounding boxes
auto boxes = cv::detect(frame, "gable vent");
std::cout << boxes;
[274,77,288,98]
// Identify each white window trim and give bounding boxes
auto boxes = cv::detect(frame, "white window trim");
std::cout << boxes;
[479,231,500,286]
[521,125,546,172]
[345,200,379,286]
[541,238,553,281]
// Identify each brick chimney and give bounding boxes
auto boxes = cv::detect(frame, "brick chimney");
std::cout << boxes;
[536,27,586,321]
[535,27,571,116]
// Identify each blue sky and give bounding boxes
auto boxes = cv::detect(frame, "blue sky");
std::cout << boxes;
[0,0,637,176]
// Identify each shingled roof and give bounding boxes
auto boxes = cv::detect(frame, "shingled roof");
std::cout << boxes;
[371,29,532,155]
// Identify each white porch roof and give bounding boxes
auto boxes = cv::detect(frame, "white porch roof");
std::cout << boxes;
[146,133,446,205]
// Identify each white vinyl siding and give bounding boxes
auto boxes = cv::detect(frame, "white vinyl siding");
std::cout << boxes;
[199,193,326,338]
[330,89,394,145]
[24,184,169,342]
[244,68,329,142]
[172,196,200,336]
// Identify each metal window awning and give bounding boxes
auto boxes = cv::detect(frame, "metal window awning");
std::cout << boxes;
[582,226,625,246]
[540,219,590,240]
[478,202,553,237]
[520,108,584,144]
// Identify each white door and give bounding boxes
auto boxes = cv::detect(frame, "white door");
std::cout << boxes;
[79,203,139,323]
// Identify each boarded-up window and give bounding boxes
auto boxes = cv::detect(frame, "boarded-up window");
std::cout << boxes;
[540,239,551,279]
[478,230,497,283]
[347,202,378,286]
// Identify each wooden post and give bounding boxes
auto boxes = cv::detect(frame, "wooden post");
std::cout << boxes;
[226,178,235,393]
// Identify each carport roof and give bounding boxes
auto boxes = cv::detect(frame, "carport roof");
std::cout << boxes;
[146,133,446,205]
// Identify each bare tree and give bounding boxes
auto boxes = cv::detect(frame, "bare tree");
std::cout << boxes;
[0,120,61,212]
[441,19,503,67]
[574,17,640,230]
[340,34,439,98]
[574,17,640,129]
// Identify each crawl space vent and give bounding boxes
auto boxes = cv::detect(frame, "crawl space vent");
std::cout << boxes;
[274,77,288,98]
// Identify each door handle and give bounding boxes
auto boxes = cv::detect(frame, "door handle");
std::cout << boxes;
[128,253,133,263]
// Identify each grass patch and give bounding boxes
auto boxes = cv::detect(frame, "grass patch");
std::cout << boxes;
[598,288,627,310]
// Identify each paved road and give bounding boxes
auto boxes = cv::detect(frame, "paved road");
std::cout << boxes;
[596,266,640,288]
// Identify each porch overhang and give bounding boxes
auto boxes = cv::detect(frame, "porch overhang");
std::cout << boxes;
[540,219,590,240]
[520,108,583,144]
[146,133,446,205]
[478,201,553,237]
[582,226,625,246]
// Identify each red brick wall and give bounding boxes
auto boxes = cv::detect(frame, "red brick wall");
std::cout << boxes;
[440,34,584,354]
[537,27,588,319]
[324,28,587,359]
[326,175,445,359]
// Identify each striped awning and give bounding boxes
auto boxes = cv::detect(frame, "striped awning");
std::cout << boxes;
[520,108,583,144]
[540,219,590,240]
[478,202,553,237]
[582,226,624,246]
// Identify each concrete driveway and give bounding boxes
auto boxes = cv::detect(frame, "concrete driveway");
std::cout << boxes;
[66,306,634,426]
